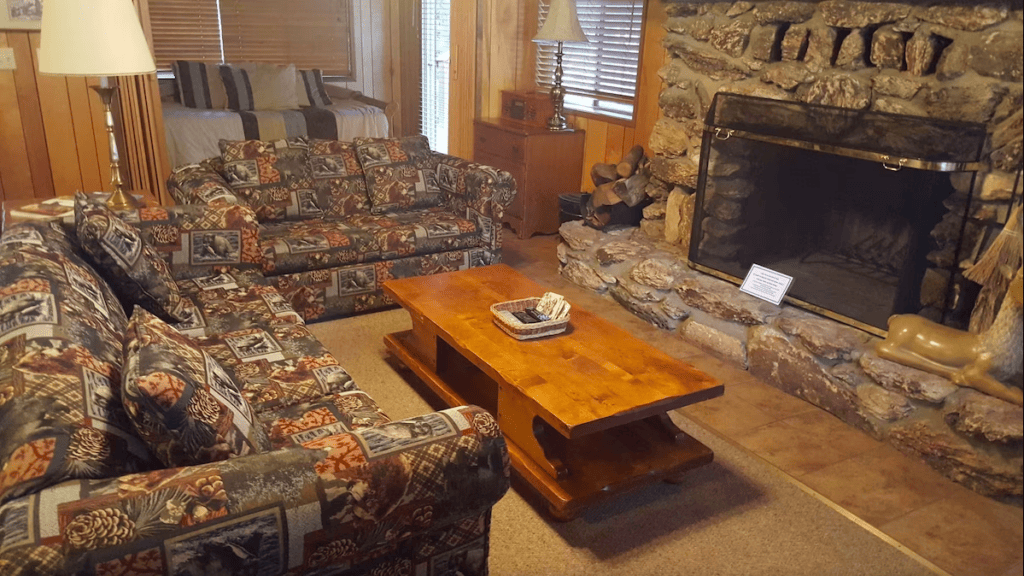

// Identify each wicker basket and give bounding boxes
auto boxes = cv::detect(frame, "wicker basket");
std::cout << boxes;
[491,297,569,340]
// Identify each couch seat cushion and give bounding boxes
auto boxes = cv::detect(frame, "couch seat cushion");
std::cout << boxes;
[258,391,390,450]
[123,307,272,467]
[194,322,358,413]
[174,271,304,338]
[260,207,482,275]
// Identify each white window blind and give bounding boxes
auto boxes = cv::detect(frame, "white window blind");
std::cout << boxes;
[535,0,644,121]
[421,0,450,153]
[149,0,354,78]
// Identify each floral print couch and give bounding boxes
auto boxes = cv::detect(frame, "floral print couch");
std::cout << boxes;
[167,135,517,323]
[0,200,510,576]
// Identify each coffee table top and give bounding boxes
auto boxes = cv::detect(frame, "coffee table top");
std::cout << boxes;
[383,264,722,439]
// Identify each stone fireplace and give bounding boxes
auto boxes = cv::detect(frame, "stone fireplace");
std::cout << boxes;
[558,1,1022,503]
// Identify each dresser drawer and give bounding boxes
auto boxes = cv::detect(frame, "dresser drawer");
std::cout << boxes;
[474,127,525,164]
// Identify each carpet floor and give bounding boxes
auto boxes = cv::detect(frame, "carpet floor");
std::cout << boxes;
[308,308,947,576]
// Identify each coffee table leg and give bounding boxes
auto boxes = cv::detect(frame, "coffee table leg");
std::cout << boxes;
[498,388,568,481]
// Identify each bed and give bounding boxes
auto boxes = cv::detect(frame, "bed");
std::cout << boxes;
[162,94,391,169]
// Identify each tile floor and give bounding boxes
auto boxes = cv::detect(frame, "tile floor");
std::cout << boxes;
[500,229,1023,576]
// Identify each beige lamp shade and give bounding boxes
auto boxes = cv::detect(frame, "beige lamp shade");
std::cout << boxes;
[38,0,156,76]
[534,0,589,44]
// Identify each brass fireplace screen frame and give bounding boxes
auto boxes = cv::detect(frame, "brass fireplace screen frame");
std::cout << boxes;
[689,93,988,337]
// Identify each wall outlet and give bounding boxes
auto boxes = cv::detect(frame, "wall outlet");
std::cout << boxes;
[0,47,16,71]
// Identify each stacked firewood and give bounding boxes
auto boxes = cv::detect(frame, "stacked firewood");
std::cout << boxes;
[583,145,651,229]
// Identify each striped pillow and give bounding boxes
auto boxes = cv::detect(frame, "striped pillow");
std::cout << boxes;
[172,60,227,109]
[297,69,333,107]
[219,65,255,111]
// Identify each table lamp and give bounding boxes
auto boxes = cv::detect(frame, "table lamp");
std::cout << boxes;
[38,0,157,211]
[533,0,589,131]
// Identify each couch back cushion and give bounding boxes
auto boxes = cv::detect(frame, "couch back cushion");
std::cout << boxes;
[74,194,190,323]
[0,223,157,504]
[307,139,372,217]
[219,138,318,223]
[354,136,442,214]
[171,60,228,110]
[122,307,271,467]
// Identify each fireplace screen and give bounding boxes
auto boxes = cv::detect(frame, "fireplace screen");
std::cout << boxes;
[689,93,987,334]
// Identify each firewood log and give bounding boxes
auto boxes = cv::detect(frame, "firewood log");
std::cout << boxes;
[616,172,651,207]
[591,163,619,186]
[591,180,624,208]
[616,145,645,178]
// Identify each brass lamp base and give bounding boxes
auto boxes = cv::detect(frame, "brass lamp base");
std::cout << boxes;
[91,82,142,212]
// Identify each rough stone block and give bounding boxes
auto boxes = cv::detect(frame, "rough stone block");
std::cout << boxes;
[643,201,667,221]
[969,31,1023,82]
[621,278,666,303]
[804,26,838,70]
[675,275,780,324]
[991,110,1023,152]
[649,118,694,157]
[631,258,676,290]
[681,320,748,368]
[923,84,1003,124]
[651,155,700,188]
[905,30,942,77]
[559,220,604,251]
[666,15,716,42]
[859,351,959,403]
[803,75,872,109]
[753,1,816,24]
[871,97,925,116]
[820,1,912,28]
[935,41,969,81]
[748,326,868,427]
[889,420,1023,500]
[660,85,703,120]
[781,25,810,61]
[706,177,754,200]
[706,196,744,222]
[680,193,695,256]
[726,2,754,18]
[916,5,1008,32]
[659,60,696,87]
[664,188,687,245]
[561,259,609,292]
[596,240,646,266]
[870,26,906,69]
[776,314,871,361]
[663,33,753,82]
[761,62,813,90]
[919,268,951,308]
[835,29,868,69]
[944,389,1024,443]
[710,18,755,57]
[702,217,745,239]
[856,383,915,422]
[610,285,681,330]
[640,219,667,242]
[749,24,782,61]
[872,74,922,99]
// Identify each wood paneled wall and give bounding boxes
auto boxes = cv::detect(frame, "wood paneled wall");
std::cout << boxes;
[0,31,113,203]
[453,0,667,192]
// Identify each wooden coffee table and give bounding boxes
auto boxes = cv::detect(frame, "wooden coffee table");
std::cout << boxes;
[383,264,723,520]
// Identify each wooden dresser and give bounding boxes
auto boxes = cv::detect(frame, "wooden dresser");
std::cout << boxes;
[473,118,585,239]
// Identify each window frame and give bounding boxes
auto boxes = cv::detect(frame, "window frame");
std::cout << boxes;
[534,0,648,126]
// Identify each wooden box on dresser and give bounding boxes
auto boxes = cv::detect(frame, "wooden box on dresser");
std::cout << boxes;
[473,117,585,239]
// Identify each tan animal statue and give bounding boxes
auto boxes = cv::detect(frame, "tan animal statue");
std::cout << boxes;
[876,268,1024,405]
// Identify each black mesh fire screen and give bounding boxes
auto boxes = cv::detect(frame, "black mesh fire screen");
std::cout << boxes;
[689,93,987,334]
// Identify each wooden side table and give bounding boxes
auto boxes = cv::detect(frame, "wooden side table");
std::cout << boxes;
[473,118,585,239]
[2,191,159,232]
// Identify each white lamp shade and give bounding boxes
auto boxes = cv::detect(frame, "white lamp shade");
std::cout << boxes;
[534,0,589,44]
[38,0,156,76]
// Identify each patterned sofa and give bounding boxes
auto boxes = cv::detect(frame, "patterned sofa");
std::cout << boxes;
[0,202,509,576]
[167,135,517,323]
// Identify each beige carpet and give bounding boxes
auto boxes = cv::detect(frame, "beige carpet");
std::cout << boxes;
[309,309,947,576]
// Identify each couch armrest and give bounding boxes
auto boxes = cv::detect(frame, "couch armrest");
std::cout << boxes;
[166,159,241,207]
[133,202,265,280]
[0,405,507,576]
[434,153,517,251]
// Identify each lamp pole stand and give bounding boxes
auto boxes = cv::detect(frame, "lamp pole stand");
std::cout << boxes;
[93,78,140,211]
[548,41,568,131]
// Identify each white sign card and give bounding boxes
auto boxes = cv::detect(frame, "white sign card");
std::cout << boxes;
[739,264,793,306]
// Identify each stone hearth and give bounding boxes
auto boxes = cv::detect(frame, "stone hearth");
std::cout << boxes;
[557,0,1023,503]
[558,221,1022,503]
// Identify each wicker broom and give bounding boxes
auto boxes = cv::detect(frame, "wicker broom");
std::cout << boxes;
[965,201,1022,333]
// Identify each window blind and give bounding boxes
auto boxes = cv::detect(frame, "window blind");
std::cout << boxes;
[148,0,354,78]
[149,0,223,68]
[535,0,644,121]
[421,0,450,153]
